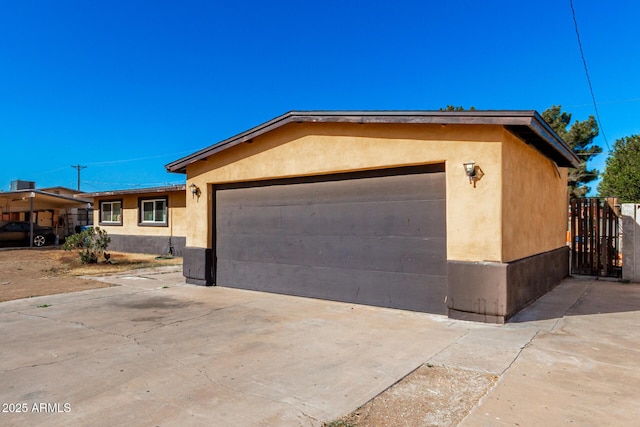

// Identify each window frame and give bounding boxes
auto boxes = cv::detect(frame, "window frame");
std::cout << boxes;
[98,199,123,226]
[138,197,168,227]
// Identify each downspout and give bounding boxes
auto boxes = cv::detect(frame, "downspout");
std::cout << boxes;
[622,204,640,282]
[167,193,174,255]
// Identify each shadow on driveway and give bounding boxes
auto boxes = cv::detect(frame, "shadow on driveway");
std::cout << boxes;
[509,276,640,323]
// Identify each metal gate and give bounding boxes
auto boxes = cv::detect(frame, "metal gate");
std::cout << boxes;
[570,198,622,278]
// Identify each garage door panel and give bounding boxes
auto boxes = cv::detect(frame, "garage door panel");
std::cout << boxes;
[214,164,447,314]
[217,232,447,275]
[216,168,445,208]
[217,260,447,314]
[217,199,445,238]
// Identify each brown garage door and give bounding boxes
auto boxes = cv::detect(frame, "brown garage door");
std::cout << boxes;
[214,164,447,313]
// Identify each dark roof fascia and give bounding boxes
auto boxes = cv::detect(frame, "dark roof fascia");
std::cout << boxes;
[504,111,580,168]
[165,111,304,174]
[76,185,186,199]
[166,110,579,173]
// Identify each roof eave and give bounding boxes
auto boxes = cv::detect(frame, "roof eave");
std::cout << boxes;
[76,185,186,199]
[166,110,579,173]
[504,112,580,168]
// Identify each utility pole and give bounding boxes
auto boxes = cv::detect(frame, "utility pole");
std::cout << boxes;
[71,165,87,191]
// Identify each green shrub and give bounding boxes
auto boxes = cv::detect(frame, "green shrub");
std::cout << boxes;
[62,227,111,264]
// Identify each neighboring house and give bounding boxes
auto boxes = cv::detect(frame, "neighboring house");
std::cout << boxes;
[39,186,83,196]
[78,185,186,256]
[39,186,93,235]
[0,185,92,240]
[166,110,579,323]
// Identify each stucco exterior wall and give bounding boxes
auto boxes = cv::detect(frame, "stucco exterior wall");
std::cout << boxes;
[185,122,505,262]
[501,130,569,262]
[93,190,187,238]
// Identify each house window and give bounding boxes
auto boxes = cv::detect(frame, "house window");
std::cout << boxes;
[139,198,167,226]
[99,200,122,225]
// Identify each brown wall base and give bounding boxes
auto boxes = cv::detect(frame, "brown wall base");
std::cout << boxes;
[180,245,568,322]
[447,247,569,324]
[107,235,186,257]
[183,247,214,286]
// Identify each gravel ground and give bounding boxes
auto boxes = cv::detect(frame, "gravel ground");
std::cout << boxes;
[329,365,497,427]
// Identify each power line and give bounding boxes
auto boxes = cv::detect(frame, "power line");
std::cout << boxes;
[85,150,193,166]
[36,150,193,176]
[569,0,610,151]
[82,180,185,189]
[565,97,640,108]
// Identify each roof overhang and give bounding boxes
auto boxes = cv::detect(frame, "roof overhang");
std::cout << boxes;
[77,185,186,199]
[165,110,580,174]
[0,190,92,211]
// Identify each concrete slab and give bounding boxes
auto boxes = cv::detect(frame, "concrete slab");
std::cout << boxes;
[460,279,640,427]
[428,327,538,375]
[2,270,640,426]
[0,268,471,426]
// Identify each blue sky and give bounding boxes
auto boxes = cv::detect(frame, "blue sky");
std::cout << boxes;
[1,0,639,194]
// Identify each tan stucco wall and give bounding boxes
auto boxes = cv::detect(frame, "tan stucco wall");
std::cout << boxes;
[501,130,569,262]
[185,122,507,262]
[93,191,186,237]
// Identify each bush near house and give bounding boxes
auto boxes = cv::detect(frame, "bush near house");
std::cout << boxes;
[62,227,111,264]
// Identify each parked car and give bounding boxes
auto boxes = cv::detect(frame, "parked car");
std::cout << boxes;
[0,221,56,247]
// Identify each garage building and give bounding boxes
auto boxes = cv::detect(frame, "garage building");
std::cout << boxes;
[166,111,579,323]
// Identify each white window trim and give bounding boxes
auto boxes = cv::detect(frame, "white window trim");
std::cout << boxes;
[100,200,122,225]
[139,198,168,225]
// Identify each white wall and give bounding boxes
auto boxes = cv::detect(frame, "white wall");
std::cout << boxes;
[622,204,640,282]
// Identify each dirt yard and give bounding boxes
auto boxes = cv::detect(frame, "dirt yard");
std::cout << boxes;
[326,365,496,427]
[0,248,182,302]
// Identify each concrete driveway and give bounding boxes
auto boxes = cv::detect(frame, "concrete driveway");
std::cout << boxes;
[0,266,470,426]
[1,267,639,426]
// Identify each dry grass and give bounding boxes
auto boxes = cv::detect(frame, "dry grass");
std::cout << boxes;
[46,250,183,276]
[0,248,183,302]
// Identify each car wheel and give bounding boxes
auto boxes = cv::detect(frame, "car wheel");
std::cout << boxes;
[34,235,46,247]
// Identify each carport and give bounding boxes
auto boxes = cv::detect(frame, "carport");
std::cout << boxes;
[0,190,92,245]
[167,110,579,323]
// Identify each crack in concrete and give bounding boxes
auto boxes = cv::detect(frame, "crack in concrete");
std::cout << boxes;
[427,329,473,363]
[499,330,540,376]
[2,354,80,373]
[550,283,592,332]
[10,309,253,404]
[170,359,320,422]
[15,310,138,345]
[456,329,542,427]
[300,410,319,425]
[0,288,144,315]
[125,308,222,337]
[12,300,307,416]
[162,354,317,422]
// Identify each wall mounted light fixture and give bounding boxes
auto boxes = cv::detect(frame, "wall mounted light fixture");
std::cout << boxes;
[189,183,201,198]
[463,160,483,187]
[463,161,476,181]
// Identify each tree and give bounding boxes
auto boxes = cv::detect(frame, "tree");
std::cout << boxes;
[439,105,476,111]
[597,135,640,202]
[542,105,601,198]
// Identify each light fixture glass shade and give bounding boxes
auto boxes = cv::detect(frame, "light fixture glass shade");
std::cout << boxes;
[463,161,476,176]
